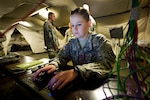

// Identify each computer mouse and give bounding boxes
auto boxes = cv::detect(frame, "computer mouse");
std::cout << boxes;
[10,67,26,74]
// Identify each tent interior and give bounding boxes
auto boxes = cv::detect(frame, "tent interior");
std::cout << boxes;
[0,0,150,55]
[0,1,150,99]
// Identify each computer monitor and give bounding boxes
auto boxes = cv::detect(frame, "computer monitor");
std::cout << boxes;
[110,27,123,39]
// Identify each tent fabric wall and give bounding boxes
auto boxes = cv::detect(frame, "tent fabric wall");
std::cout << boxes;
[144,7,150,45]
[95,6,150,55]
[16,25,46,53]
[2,24,65,54]
[96,6,150,45]
[1,5,149,55]
[136,7,150,47]
[2,24,46,54]
[2,28,15,55]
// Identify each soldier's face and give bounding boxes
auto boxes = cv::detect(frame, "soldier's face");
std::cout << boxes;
[50,14,56,22]
[70,14,90,39]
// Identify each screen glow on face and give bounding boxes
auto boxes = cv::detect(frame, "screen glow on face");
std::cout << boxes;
[70,14,89,39]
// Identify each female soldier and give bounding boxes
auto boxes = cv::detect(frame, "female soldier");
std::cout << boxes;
[32,7,116,91]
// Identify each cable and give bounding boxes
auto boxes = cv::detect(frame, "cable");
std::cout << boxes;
[102,0,150,99]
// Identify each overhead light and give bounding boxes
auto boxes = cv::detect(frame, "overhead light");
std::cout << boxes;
[18,21,32,27]
[30,7,59,19]
[39,8,59,19]
[30,7,49,18]
[39,8,49,19]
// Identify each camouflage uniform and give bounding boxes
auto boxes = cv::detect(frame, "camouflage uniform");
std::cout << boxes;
[50,33,116,81]
[43,20,59,59]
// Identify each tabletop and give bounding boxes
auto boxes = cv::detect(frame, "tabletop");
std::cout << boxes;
[0,55,136,100]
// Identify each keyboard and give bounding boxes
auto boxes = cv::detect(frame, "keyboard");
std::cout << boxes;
[20,64,80,100]
[20,74,54,100]
[33,71,55,89]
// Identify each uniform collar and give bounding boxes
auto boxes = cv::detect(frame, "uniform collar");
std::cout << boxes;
[46,20,53,25]
[86,33,93,50]
[75,33,93,50]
